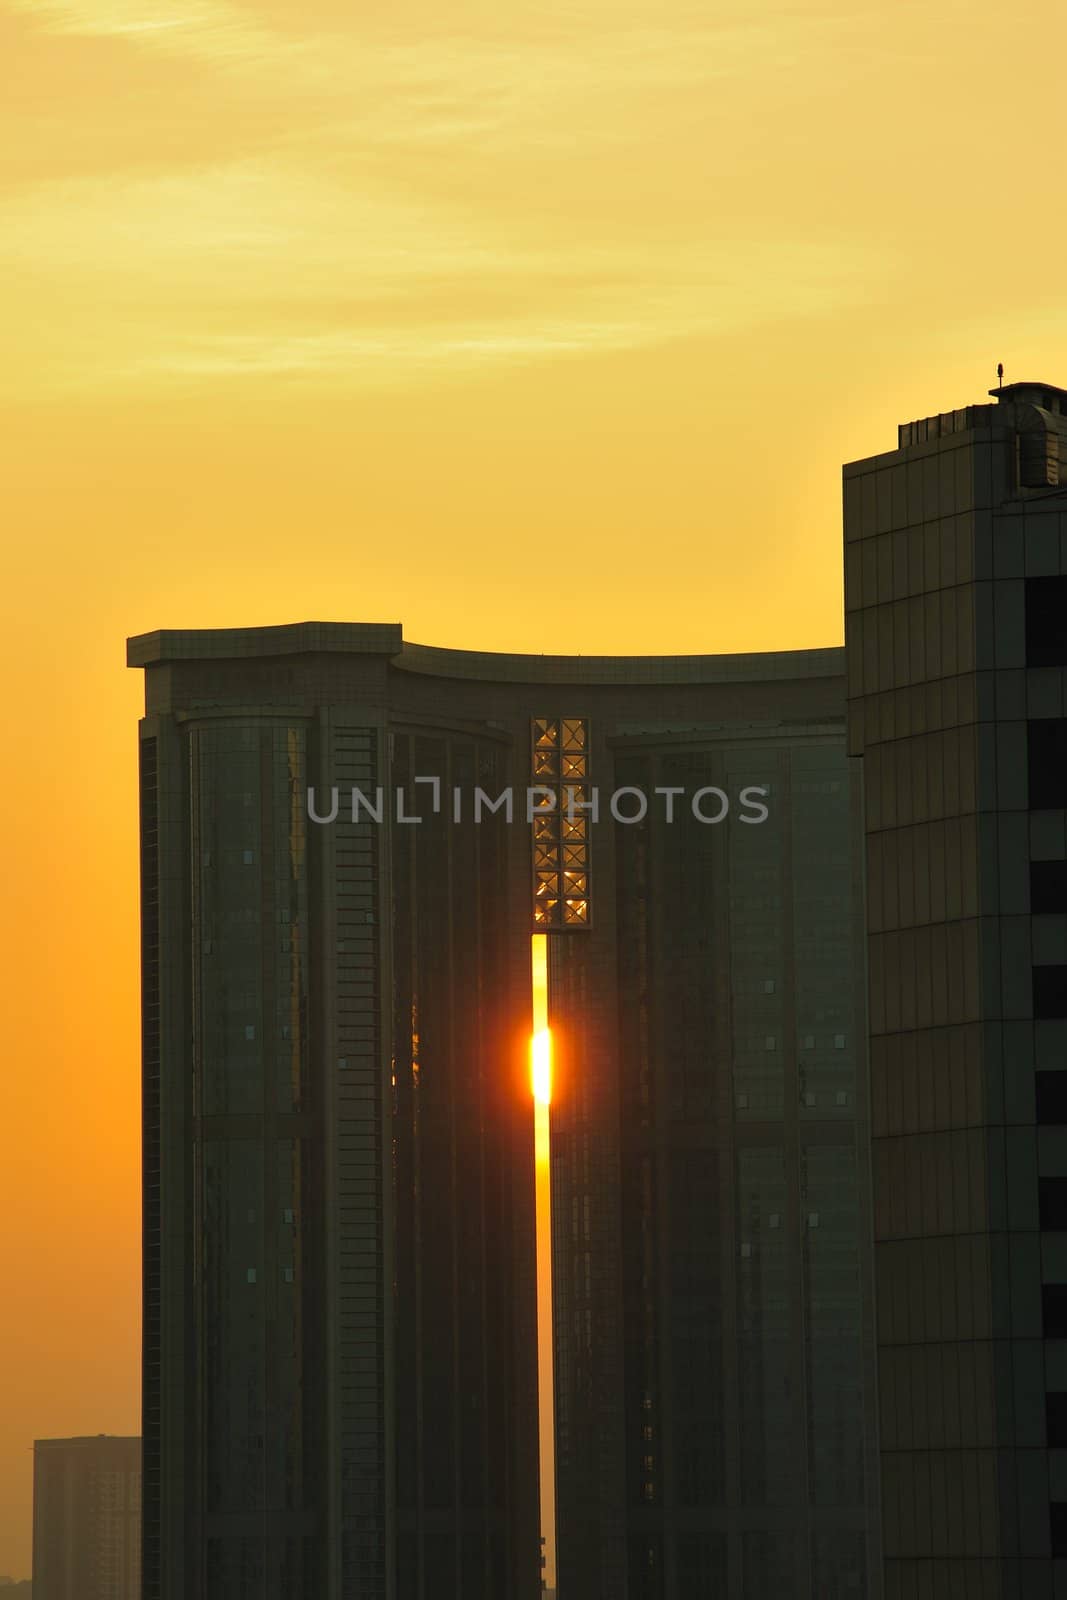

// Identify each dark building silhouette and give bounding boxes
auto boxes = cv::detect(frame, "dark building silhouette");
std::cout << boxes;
[32,1435,140,1600]
[129,626,880,1599]
[844,381,1067,1595]
[543,665,880,1598]
[130,626,539,1600]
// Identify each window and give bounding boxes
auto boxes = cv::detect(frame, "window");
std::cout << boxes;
[1039,1178,1067,1230]
[1052,1503,1067,1559]
[1048,1393,1067,1447]
[1043,1283,1067,1338]
[1032,860,1067,914]
[1034,967,1067,1020]
[531,716,591,930]
[1026,577,1067,668]
[1029,721,1067,810]
[1037,1072,1067,1125]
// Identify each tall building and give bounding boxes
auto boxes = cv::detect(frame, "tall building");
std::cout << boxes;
[130,626,539,1600]
[129,625,880,1599]
[32,1435,140,1600]
[844,381,1067,1596]
[542,660,880,1598]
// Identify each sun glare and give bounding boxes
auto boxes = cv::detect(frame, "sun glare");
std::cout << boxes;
[532,1027,552,1106]
[531,933,551,1104]
[530,932,556,1588]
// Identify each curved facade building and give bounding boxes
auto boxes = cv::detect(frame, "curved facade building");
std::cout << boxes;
[129,623,880,1599]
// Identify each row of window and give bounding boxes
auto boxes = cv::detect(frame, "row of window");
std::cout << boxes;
[531,717,592,929]
[999,577,1067,1434]
[736,1091,851,1109]
[736,1033,850,1051]
[1034,793,1067,1371]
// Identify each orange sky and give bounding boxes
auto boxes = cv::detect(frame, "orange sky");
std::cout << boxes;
[2,0,1067,1576]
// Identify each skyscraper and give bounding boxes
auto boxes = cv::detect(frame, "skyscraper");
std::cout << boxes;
[542,660,880,1598]
[131,625,539,1600]
[130,625,880,1598]
[844,381,1067,1595]
[32,1435,140,1600]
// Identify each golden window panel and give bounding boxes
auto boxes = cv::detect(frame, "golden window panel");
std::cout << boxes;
[530,715,592,930]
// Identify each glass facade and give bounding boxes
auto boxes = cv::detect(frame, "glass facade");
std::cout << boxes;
[188,720,321,1595]
[390,728,527,1599]
[135,656,540,1600]
[552,728,879,1598]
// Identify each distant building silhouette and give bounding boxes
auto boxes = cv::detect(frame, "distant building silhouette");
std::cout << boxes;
[129,627,880,1598]
[31,1436,139,1600]
[845,381,1067,1591]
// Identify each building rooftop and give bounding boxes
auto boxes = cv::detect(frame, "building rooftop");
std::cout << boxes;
[989,380,1067,412]
[892,378,1067,453]
[127,623,843,686]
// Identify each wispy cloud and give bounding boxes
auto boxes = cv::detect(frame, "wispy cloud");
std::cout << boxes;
[3,0,285,63]
[2,0,876,133]
[0,145,889,392]
[0,0,904,398]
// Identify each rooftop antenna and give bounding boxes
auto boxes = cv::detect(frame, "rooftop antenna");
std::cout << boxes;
[997,361,1004,388]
